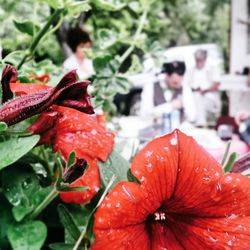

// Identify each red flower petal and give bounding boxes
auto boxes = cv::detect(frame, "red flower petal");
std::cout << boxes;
[0,70,93,125]
[10,82,51,95]
[52,106,114,162]
[130,131,179,203]
[60,158,100,204]
[1,64,17,102]
[92,224,150,250]
[169,217,250,249]
[93,130,250,249]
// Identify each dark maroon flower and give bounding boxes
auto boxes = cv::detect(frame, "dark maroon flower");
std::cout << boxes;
[1,64,17,103]
[232,153,250,173]
[0,68,94,126]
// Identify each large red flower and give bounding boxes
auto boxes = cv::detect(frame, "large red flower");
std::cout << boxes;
[28,106,114,204]
[93,130,250,249]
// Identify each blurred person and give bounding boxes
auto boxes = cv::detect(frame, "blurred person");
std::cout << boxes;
[235,110,250,125]
[64,27,94,79]
[140,60,196,122]
[186,49,221,127]
[235,110,250,145]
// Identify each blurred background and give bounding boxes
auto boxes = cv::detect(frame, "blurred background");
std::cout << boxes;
[0,0,249,162]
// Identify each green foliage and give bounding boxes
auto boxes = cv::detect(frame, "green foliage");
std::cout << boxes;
[0,135,40,170]
[99,149,130,189]
[0,0,231,249]
[1,164,52,221]
[13,20,40,36]
[7,220,47,250]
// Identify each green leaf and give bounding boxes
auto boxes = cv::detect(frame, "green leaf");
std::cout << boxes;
[99,149,129,189]
[224,152,238,173]
[67,151,76,169]
[58,185,89,192]
[0,122,8,131]
[128,1,142,13]
[127,54,142,73]
[0,195,14,249]
[57,204,81,241]
[3,51,26,67]
[13,20,40,36]
[67,1,91,17]
[127,169,141,184]
[97,29,118,49]
[7,221,47,250]
[0,135,40,170]
[113,76,131,94]
[92,0,126,11]
[39,0,64,9]
[93,55,119,77]
[49,243,82,250]
[2,165,52,221]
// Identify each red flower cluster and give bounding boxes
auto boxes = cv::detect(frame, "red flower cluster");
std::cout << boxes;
[93,130,250,249]
[29,106,114,204]
[0,64,114,204]
[0,65,93,125]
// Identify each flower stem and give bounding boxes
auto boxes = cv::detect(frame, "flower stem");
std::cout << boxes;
[29,187,58,220]
[119,8,148,65]
[72,175,116,250]
[221,140,231,167]
[17,8,64,69]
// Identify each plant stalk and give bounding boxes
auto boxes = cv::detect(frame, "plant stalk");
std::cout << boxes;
[17,8,64,69]
[119,8,148,65]
[29,187,58,220]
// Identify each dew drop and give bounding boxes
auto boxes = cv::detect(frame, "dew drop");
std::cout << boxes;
[226,214,238,219]
[122,185,136,202]
[145,150,153,158]
[146,162,153,173]
[91,129,97,135]
[227,240,233,246]
[195,167,199,173]
[202,176,211,184]
[208,235,218,243]
[170,137,177,146]
[225,176,233,183]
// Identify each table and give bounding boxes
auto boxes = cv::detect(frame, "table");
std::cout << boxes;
[115,117,249,163]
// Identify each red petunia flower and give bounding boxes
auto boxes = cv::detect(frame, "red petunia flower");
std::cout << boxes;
[28,106,115,204]
[28,106,114,162]
[93,130,250,249]
[0,65,94,126]
[60,158,101,204]
[1,64,17,102]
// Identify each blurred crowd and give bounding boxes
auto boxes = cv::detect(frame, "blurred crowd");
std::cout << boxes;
[63,26,250,145]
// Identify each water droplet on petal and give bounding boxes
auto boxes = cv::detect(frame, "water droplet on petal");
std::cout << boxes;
[202,176,211,184]
[195,167,200,173]
[145,150,153,157]
[225,176,233,183]
[208,235,218,243]
[146,162,153,173]
[170,137,177,145]
[122,185,136,202]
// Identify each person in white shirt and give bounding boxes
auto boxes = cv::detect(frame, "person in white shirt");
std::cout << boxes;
[63,27,94,79]
[187,49,221,127]
[140,60,196,123]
